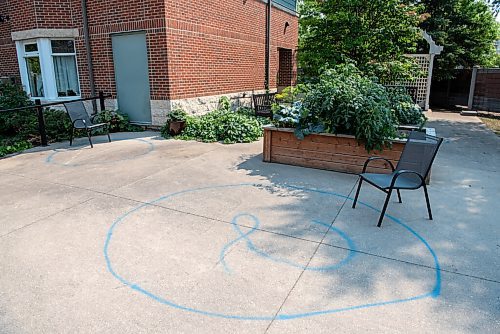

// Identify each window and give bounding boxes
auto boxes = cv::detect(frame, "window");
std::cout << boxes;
[51,40,80,97]
[16,39,80,100]
[23,43,44,97]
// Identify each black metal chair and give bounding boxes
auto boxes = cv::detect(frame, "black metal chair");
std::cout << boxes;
[352,131,444,227]
[63,101,111,148]
[252,93,276,118]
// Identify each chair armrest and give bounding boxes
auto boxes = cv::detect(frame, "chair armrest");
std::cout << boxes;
[389,170,425,188]
[362,157,395,173]
[72,118,89,129]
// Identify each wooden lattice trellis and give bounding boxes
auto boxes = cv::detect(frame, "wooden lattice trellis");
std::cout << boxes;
[397,54,431,108]
[392,31,443,111]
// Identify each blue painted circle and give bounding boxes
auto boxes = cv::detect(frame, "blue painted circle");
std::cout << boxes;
[46,138,154,167]
[104,183,441,321]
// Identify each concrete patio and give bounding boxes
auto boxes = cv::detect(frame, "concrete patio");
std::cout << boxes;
[0,111,498,333]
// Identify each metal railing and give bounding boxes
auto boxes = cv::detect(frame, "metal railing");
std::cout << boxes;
[0,91,111,146]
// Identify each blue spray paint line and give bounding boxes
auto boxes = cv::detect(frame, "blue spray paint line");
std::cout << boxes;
[46,138,155,167]
[220,214,356,273]
[284,184,441,298]
[104,183,441,321]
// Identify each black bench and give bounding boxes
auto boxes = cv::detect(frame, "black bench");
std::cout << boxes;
[252,93,276,118]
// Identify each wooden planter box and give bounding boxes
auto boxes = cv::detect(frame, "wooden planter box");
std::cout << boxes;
[263,126,432,176]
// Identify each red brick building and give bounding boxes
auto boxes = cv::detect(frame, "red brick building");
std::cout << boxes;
[0,0,298,125]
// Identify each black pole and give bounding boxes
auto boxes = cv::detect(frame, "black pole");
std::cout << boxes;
[99,91,105,111]
[265,0,271,92]
[35,99,48,146]
[82,0,97,113]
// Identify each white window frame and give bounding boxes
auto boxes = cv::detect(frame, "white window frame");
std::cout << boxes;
[16,38,81,101]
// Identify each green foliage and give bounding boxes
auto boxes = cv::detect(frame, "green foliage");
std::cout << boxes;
[387,88,427,126]
[419,0,498,80]
[0,140,32,158]
[167,107,188,122]
[93,110,141,132]
[44,109,72,142]
[275,85,308,103]
[275,65,400,152]
[173,110,264,144]
[299,0,422,82]
[0,82,33,110]
[218,96,231,112]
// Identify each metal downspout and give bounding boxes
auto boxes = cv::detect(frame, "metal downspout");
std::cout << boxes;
[81,0,97,112]
[265,0,271,91]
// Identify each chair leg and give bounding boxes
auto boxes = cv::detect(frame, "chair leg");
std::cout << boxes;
[352,177,363,209]
[377,188,393,227]
[397,189,402,203]
[87,129,93,148]
[69,127,74,146]
[423,184,433,220]
[106,126,111,143]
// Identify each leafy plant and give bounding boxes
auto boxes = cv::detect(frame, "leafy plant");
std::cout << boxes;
[172,110,263,144]
[387,88,427,127]
[0,140,32,158]
[275,85,308,104]
[167,107,188,122]
[278,64,400,151]
[218,96,231,112]
[93,110,142,132]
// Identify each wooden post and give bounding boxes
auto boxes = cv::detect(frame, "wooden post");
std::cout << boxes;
[263,128,272,162]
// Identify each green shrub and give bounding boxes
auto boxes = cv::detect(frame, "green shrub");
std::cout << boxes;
[301,64,398,151]
[0,140,32,158]
[173,110,263,144]
[167,107,188,122]
[43,108,72,142]
[387,88,427,127]
[0,83,37,140]
[218,96,231,112]
[93,110,141,132]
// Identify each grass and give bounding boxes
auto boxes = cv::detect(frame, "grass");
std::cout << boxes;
[480,117,500,135]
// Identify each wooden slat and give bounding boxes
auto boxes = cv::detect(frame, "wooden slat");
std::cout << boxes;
[271,147,398,170]
[270,132,404,160]
[271,154,392,174]
[263,128,405,175]
[263,128,272,162]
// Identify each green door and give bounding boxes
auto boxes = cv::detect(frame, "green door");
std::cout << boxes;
[111,32,152,124]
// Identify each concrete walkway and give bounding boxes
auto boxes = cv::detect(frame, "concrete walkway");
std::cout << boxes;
[0,112,498,333]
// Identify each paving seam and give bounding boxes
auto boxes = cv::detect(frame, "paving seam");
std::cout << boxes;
[2,171,499,285]
[263,181,358,333]
[0,197,94,239]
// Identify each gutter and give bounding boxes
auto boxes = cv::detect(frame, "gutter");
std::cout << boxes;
[81,0,97,112]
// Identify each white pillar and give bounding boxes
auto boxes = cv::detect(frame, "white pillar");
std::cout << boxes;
[467,66,479,110]
[424,54,434,111]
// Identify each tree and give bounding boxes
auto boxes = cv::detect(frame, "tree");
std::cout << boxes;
[417,0,498,80]
[299,0,422,81]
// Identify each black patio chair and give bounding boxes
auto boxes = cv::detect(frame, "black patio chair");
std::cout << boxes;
[252,93,276,118]
[63,101,111,148]
[352,131,444,227]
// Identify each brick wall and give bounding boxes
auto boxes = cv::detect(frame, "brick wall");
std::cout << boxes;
[0,0,19,77]
[164,0,298,99]
[1,0,298,104]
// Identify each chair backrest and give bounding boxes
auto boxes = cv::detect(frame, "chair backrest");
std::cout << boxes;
[253,93,276,117]
[396,131,443,179]
[63,101,92,128]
